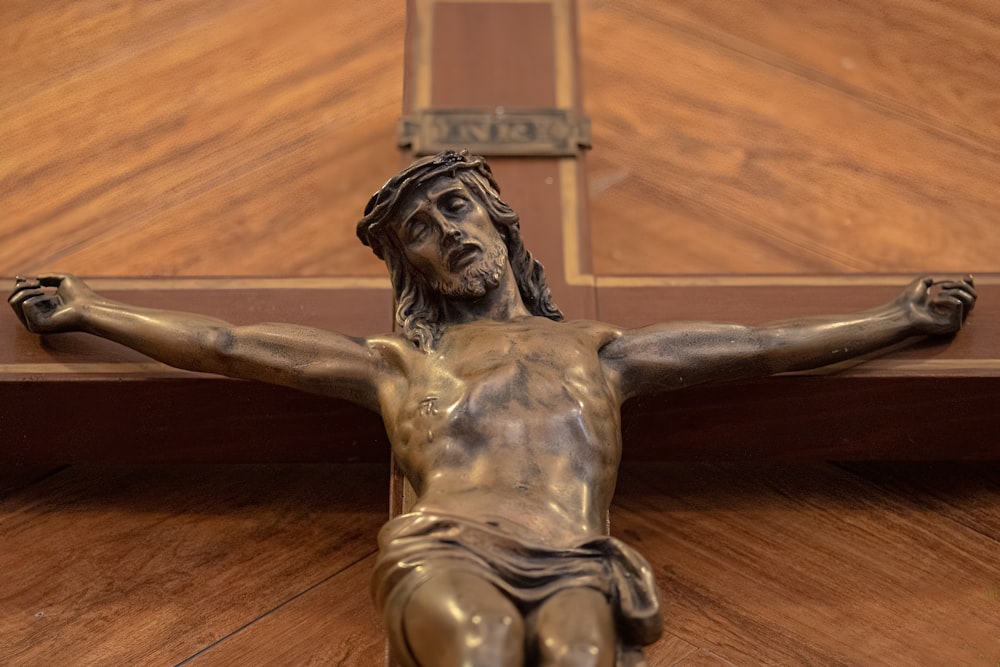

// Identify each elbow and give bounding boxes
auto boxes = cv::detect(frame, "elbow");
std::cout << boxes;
[201,326,238,365]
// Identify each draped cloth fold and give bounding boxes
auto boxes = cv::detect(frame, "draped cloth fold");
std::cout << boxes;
[373,511,662,666]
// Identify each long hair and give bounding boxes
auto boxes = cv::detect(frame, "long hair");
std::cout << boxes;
[357,151,563,351]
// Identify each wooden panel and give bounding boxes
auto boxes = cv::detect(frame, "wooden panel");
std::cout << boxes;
[837,461,1000,539]
[3,1,996,282]
[645,0,1000,143]
[611,461,1000,665]
[430,2,558,108]
[5,379,388,464]
[0,0,403,278]
[0,463,388,665]
[581,2,1000,276]
[3,464,996,665]
[0,466,64,500]
[623,375,1000,461]
[182,556,386,666]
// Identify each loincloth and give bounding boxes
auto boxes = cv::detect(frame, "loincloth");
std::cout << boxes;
[372,511,662,665]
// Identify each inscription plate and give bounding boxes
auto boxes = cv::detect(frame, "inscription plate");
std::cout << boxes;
[398,109,591,157]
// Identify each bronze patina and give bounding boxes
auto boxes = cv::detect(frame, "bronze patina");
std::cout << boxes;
[9,151,977,667]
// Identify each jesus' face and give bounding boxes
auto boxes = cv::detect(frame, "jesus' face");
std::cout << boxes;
[394,176,509,299]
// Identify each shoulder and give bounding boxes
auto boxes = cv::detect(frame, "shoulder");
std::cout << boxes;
[364,332,422,364]
[561,319,626,353]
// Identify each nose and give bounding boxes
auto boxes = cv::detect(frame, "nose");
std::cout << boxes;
[433,212,464,246]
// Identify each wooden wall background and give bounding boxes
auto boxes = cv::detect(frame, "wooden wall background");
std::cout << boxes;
[2,0,997,279]
[2,2,998,666]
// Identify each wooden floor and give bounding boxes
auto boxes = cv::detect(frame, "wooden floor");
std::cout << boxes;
[2,1,999,665]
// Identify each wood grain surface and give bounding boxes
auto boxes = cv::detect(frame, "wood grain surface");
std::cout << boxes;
[581,0,1000,276]
[2,462,996,665]
[3,1,997,279]
[612,461,1000,665]
[181,555,388,667]
[0,463,389,665]
[2,0,403,278]
[2,2,999,665]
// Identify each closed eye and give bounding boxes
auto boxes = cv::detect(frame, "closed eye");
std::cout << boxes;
[443,196,468,214]
[407,219,429,242]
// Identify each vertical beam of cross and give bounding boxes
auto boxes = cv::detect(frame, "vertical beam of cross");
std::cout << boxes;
[401,0,595,320]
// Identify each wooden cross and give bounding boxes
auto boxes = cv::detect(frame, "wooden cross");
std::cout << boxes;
[2,2,998,665]
[4,0,997,464]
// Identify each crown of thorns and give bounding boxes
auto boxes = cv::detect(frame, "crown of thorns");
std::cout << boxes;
[356,150,500,259]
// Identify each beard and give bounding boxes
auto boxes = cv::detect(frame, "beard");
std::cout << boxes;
[430,241,509,298]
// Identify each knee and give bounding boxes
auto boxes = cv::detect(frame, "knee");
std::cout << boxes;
[405,605,524,665]
[539,638,609,667]
[401,572,525,666]
[535,588,615,667]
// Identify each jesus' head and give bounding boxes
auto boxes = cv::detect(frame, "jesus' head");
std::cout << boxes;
[357,150,562,350]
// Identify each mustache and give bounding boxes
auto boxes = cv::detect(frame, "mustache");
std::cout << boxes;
[447,243,482,272]
[432,242,508,298]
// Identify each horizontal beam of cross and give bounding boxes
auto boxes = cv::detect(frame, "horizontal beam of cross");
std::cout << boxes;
[4,275,996,463]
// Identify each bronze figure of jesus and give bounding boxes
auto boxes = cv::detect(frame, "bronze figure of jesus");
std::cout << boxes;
[9,151,977,667]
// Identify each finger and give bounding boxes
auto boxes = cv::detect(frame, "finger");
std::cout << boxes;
[937,288,975,304]
[10,292,52,331]
[8,287,45,307]
[905,276,934,301]
[963,275,977,311]
[22,293,56,308]
[938,288,976,314]
[931,294,965,321]
[934,280,978,299]
[937,280,977,305]
[8,289,43,329]
[10,305,29,329]
[934,279,975,291]
[928,275,976,285]
[10,277,42,296]
[18,294,59,333]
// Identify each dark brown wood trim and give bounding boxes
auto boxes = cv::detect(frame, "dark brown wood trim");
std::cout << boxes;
[3,276,996,463]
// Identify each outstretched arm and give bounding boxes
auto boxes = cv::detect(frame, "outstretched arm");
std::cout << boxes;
[602,276,976,400]
[9,274,385,410]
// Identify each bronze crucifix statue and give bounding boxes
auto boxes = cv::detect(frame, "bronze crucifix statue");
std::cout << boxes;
[9,151,977,667]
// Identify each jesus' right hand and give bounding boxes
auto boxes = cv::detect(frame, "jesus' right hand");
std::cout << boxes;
[8,274,94,334]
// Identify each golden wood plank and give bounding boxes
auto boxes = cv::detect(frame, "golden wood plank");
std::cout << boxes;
[1,0,404,278]
[642,0,1000,146]
[3,2,996,281]
[581,4,1000,275]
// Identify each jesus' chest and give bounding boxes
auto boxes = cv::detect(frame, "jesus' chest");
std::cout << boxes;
[400,321,617,428]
